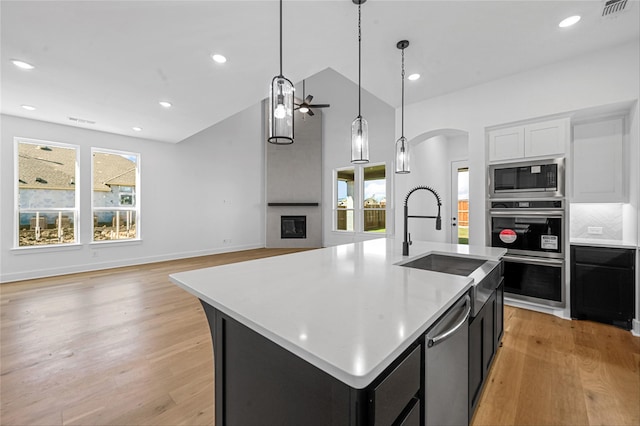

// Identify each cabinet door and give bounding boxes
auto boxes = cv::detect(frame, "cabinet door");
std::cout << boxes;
[482,292,496,373]
[572,117,625,202]
[495,279,504,350]
[468,313,483,415]
[373,345,421,426]
[524,118,568,158]
[571,246,635,327]
[489,126,524,162]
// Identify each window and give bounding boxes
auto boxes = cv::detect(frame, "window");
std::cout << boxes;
[335,168,355,231]
[334,163,387,233]
[92,149,140,241]
[15,139,79,247]
[363,164,386,233]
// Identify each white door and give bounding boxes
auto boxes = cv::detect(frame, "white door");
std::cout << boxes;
[450,161,469,244]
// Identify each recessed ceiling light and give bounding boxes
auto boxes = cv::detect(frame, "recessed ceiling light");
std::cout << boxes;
[132,127,143,132]
[559,15,581,28]
[159,101,172,108]
[212,54,227,64]
[12,60,35,70]
[21,105,36,111]
[408,73,421,81]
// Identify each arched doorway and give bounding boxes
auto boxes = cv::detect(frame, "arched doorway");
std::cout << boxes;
[396,129,469,244]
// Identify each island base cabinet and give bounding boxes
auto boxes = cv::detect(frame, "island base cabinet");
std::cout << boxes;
[201,302,422,426]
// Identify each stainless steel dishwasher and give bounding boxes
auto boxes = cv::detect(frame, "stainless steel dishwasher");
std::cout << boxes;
[425,294,471,426]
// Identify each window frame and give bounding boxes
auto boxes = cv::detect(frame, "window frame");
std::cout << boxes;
[333,162,389,234]
[14,137,81,249]
[91,147,141,244]
[362,163,387,234]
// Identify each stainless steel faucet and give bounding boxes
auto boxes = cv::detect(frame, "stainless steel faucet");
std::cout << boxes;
[403,186,442,256]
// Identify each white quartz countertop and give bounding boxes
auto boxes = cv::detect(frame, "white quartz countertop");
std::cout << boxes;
[169,238,506,389]
[570,238,638,249]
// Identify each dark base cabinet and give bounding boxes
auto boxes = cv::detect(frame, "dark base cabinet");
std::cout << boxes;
[570,246,636,330]
[201,302,422,426]
[199,278,505,425]
[468,278,504,419]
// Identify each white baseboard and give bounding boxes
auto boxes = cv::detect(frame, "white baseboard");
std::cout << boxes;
[0,243,263,283]
[504,296,570,319]
[507,299,640,337]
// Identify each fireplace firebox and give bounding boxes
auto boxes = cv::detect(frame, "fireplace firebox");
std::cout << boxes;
[281,216,306,239]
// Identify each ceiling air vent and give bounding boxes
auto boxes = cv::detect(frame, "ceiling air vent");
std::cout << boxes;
[602,0,628,16]
[68,116,96,125]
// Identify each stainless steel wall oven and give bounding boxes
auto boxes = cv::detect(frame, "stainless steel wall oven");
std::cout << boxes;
[488,199,565,308]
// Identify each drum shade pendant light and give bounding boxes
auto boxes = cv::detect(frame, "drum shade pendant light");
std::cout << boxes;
[268,0,294,144]
[351,0,369,164]
[395,40,410,174]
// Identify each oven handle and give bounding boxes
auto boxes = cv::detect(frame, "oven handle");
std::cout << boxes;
[489,210,564,217]
[503,255,564,267]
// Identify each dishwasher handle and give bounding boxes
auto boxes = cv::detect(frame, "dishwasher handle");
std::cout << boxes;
[427,295,471,348]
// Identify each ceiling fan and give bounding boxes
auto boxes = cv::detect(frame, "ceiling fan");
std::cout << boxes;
[294,80,330,116]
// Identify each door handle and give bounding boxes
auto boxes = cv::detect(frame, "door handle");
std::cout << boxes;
[427,295,471,348]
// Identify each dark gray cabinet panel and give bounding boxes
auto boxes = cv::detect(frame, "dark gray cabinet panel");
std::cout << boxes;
[482,292,496,372]
[372,346,421,426]
[495,279,504,347]
[208,305,356,425]
[202,301,424,426]
[397,398,420,426]
[571,245,636,330]
[468,283,503,419]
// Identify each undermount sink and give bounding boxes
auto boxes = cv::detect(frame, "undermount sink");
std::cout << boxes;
[400,253,486,276]
[398,252,503,317]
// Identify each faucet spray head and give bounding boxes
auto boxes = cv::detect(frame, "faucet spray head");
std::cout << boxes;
[435,216,442,230]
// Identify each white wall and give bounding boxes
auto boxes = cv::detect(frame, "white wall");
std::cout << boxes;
[396,40,639,248]
[305,68,396,247]
[399,133,468,244]
[395,40,639,319]
[1,105,265,282]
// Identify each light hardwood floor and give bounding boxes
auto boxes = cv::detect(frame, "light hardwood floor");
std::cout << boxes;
[1,248,638,425]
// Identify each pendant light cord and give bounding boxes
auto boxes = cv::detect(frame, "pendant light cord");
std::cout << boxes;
[358,2,362,118]
[279,0,283,76]
[401,47,405,137]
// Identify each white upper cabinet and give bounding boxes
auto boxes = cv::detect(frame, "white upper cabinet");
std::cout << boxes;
[571,116,625,203]
[489,118,568,162]
[488,126,524,161]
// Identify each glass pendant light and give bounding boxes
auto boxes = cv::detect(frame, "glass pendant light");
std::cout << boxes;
[268,0,294,145]
[351,0,369,164]
[395,40,410,174]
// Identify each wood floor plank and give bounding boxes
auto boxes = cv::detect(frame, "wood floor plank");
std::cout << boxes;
[2,249,639,425]
[472,306,639,426]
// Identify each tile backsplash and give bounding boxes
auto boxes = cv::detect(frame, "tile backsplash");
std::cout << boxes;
[570,203,623,240]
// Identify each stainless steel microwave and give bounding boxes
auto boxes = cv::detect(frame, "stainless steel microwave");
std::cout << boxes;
[488,158,564,198]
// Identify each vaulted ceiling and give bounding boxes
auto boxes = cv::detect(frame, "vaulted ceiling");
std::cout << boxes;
[2,1,638,143]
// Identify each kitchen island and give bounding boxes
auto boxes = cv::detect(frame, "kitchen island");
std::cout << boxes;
[170,238,505,425]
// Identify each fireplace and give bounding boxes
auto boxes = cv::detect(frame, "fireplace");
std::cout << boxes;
[281,216,306,239]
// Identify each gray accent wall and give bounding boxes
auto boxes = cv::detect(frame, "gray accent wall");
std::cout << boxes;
[266,106,323,248]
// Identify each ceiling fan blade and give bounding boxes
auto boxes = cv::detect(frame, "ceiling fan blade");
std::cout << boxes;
[294,106,300,110]
[305,94,313,104]
[307,109,315,117]
[309,104,330,108]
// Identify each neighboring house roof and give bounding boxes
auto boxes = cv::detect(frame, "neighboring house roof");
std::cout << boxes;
[18,142,136,191]
[18,143,76,190]
[93,152,136,191]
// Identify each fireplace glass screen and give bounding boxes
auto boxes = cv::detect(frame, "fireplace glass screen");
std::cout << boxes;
[281,216,306,239]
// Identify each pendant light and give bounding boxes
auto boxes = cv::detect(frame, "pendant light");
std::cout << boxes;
[351,0,369,164]
[268,0,294,145]
[395,40,410,174]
